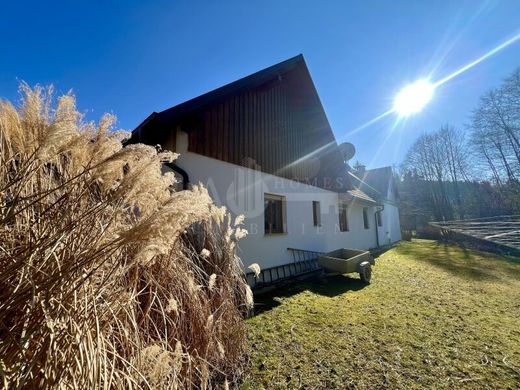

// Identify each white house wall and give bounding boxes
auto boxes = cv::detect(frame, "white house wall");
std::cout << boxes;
[173,131,396,269]
[377,202,401,246]
[379,175,401,244]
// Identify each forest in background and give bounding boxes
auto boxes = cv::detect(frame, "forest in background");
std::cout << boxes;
[397,67,520,230]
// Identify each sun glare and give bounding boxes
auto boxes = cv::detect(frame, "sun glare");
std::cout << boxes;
[393,79,435,117]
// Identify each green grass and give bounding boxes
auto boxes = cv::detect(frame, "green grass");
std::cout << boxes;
[243,240,520,389]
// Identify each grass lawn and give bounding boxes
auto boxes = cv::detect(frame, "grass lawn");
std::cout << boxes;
[243,240,520,389]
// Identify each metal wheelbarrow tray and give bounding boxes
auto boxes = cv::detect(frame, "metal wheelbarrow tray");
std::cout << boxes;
[318,248,375,283]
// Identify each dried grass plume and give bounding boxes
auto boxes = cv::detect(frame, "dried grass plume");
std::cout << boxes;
[0,84,251,389]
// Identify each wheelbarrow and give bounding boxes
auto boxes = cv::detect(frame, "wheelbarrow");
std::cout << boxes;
[318,248,375,283]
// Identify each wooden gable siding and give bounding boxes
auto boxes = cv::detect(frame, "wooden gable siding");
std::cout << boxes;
[186,80,290,174]
[178,65,343,187]
[130,55,351,191]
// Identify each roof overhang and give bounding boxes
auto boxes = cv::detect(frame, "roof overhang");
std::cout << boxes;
[339,189,377,206]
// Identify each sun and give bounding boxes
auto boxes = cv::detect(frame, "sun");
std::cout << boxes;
[393,79,435,117]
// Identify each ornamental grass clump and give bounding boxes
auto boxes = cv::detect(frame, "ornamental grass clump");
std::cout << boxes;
[0,84,251,389]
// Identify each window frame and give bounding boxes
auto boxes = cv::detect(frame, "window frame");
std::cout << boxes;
[363,207,370,229]
[376,210,383,227]
[338,202,349,232]
[264,193,286,235]
[312,201,321,227]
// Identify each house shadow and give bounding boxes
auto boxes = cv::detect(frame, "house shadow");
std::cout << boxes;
[370,244,397,258]
[252,274,367,315]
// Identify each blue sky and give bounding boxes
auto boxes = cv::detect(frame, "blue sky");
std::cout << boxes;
[1,1,519,169]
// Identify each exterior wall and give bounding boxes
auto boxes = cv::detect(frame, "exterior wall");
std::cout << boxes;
[377,202,402,246]
[173,131,384,269]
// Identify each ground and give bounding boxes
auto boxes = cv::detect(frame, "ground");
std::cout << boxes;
[243,240,520,389]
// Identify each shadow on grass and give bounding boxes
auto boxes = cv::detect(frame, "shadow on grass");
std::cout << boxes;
[371,244,397,258]
[252,274,367,315]
[395,240,520,281]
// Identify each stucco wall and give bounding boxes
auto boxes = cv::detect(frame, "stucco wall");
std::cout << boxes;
[377,202,402,246]
[173,131,399,269]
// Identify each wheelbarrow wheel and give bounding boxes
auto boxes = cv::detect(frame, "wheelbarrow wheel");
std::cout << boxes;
[359,263,372,284]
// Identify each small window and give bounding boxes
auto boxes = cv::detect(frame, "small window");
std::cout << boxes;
[376,211,383,227]
[264,194,285,234]
[312,201,321,226]
[363,207,370,229]
[339,203,349,232]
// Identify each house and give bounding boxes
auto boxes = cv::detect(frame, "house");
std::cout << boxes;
[349,165,401,246]
[129,54,401,277]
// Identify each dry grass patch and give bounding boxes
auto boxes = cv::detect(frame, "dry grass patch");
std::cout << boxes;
[244,240,520,389]
[0,85,251,389]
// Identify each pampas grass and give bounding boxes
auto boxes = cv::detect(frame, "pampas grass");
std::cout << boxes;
[0,84,251,389]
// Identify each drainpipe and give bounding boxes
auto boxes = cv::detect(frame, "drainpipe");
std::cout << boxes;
[165,162,190,190]
[374,204,385,247]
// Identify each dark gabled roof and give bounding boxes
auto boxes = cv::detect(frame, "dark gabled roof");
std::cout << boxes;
[133,54,306,136]
[363,167,394,198]
[350,166,398,203]
[348,172,381,201]
[130,55,379,202]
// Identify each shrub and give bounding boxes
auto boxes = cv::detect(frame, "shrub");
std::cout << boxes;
[401,230,413,241]
[415,224,443,240]
[0,84,251,388]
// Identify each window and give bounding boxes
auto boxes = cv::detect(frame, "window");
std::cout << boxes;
[264,194,285,234]
[363,207,370,229]
[312,201,321,226]
[338,203,349,232]
[376,211,383,227]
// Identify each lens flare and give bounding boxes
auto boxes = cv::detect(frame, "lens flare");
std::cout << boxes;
[393,79,435,117]
[433,32,520,88]
[342,32,520,138]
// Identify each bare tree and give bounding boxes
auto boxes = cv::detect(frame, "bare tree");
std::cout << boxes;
[470,68,520,183]
[438,125,469,218]
[401,67,520,222]
[403,131,454,220]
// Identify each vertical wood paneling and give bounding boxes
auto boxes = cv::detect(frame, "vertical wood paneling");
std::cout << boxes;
[223,101,229,163]
[204,111,211,157]
[217,105,223,160]
[254,92,260,169]
[182,67,345,188]
[262,93,269,170]
[229,96,240,164]
[271,86,276,174]
[213,107,217,158]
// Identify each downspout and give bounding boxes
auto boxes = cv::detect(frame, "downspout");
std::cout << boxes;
[374,203,385,247]
[165,162,190,190]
